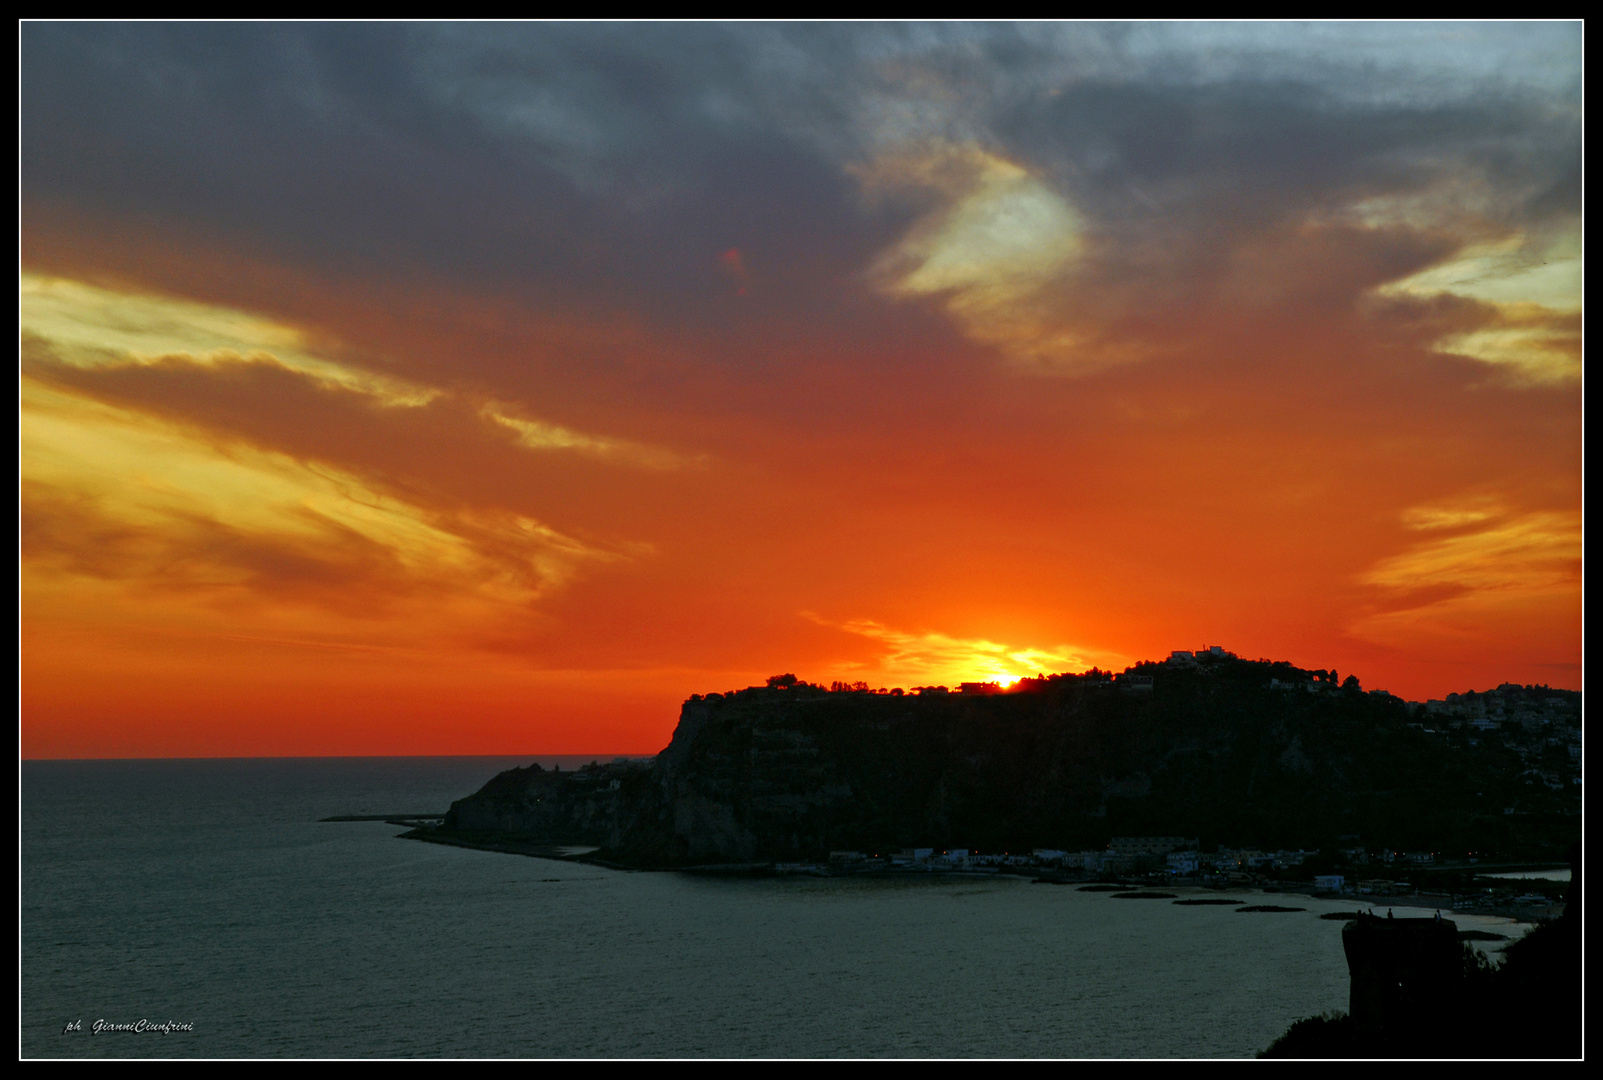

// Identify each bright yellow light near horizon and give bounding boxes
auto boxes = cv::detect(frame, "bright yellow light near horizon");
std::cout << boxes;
[810,615,1123,688]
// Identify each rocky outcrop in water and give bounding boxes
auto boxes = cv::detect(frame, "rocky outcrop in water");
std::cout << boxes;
[1260,843,1580,1058]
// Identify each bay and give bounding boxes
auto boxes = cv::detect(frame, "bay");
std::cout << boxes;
[21,758,1530,1058]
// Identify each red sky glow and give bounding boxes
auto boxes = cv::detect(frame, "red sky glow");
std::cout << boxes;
[20,23,1582,758]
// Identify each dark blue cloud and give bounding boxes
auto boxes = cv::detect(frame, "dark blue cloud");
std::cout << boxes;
[21,23,1581,370]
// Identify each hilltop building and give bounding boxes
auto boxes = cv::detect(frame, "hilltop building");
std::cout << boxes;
[1167,645,1237,667]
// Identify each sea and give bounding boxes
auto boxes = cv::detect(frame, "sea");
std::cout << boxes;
[20,757,1535,1059]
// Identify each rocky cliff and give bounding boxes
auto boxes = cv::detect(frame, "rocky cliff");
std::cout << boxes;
[440,659,1581,866]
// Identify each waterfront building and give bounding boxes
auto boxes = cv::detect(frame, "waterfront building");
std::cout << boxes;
[1108,837,1197,858]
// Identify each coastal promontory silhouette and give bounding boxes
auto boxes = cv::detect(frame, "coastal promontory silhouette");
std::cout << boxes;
[434,652,1579,869]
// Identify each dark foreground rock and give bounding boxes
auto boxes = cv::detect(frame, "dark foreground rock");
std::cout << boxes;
[1261,843,1580,1058]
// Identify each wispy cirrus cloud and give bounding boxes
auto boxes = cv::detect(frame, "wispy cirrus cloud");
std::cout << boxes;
[20,276,675,634]
[21,273,692,468]
[1373,230,1582,384]
[1350,501,1581,649]
[20,378,619,617]
[21,273,437,406]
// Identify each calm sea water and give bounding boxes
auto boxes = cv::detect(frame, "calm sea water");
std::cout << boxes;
[21,758,1531,1059]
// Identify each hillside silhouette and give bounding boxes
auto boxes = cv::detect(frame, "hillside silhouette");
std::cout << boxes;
[441,654,1580,864]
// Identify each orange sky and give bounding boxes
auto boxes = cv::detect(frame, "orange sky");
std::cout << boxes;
[20,24,1582,758]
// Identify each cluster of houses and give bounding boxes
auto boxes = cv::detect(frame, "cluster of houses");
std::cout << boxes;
[824,848,972,869]
[1422,685,1578,728]
[823,837,1322,876]
[1158,651,1583,790]
[818,841,1559,913]
[817,839,1566,912]
[1027,840,1315,876]
[1335,847,1439,866]
[1416,686,1582,791]
[1309,857,1438,894]
[1305,875,1437,896]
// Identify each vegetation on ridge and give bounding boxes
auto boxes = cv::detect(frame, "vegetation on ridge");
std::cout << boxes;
[443,653,1579,865]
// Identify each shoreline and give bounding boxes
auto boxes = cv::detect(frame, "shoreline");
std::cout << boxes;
[397,827,646,871]
[398,827,1043,877]
[395,827,1568,919]
[1260,883,1563,922]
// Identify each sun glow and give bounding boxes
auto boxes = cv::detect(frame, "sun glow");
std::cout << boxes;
[807,615,1121,689]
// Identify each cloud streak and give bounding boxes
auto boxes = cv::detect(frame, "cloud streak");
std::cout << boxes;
[1350,503,1581,656]
[19,278,676,642]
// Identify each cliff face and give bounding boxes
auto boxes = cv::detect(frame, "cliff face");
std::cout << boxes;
[441,662,1580,865]
[443,759,666,850]
[444,685,1126,862]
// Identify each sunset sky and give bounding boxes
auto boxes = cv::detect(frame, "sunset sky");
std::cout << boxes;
[20,23,1582,758]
